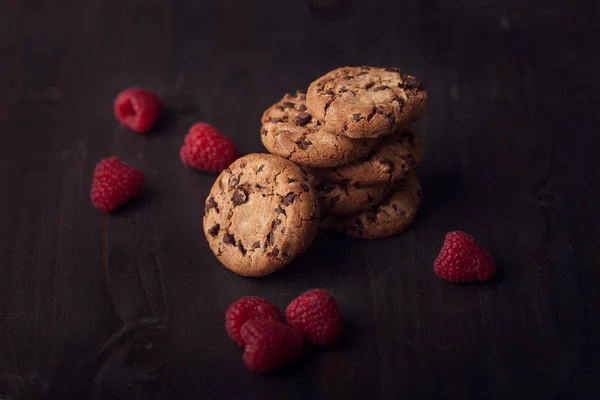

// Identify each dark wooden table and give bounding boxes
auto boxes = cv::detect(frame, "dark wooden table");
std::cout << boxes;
[1,0,599,398]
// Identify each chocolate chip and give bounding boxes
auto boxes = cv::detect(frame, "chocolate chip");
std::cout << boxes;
[386,113,396,128]
[282,251,289,258]
[301,182,310,192]
[228,175,240,188]
[298,104,307,111]
[288,178,298,183]
[258,164,265,172]
[208,224,220,236]
[392,204,398,211]
[367,193,374,203]
[282,193,297,205]
[340,87,348,93]
[205,197,218,212]
[375,106,385,114]
[272,219,282,229]
[275,205,286,215]
[352,113,363,122]
[343,75,354,79]
[238,243,247,255]
[295,112,312,126]
[282,101,295,109]
[253,241,261,249]
[232,189,248,205]
[270,117,283,123]
[272,247,280,256]
[267,232,275,246]
[364,81,375,89]
[402,75,421,89]
[384,67,401,73]
[223,234,235,245]
[322,182,336,193]
[372,85,388,92]
[297,140,312,150]
[325,89,335,96]
[329,195,341,207]
[261,128,268,136]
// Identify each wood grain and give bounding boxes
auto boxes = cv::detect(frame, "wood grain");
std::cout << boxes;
[0,0,599,398]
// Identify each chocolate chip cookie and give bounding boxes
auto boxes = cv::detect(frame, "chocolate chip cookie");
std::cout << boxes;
[321,173,422,239]
[309,175,392,215]
[203,154,319,277]
[310,129,422,186]
[261,91,380,167]
[306,66,427,139]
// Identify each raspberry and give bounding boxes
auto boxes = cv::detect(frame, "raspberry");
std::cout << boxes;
[225,296,283,346]
[285,289,343,346]
[90,157,144,212]
[434,231,495,282]
[240,320,304,373]
[114,88,162,133]
[180,123,239,172]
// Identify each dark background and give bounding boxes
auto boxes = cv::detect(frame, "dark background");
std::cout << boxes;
[1,0,599,398]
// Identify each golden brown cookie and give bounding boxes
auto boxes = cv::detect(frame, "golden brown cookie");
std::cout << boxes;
[309,175,392,215]
[306,66,427,139]
[203,154,319,277]
[261,91,380,167]
[310,129,422,186]
[321,173,422,239]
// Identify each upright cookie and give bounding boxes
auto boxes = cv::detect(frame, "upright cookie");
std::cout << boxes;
[306,66,427,139]
[309,175,392,215]
[321,173,422,239]
[261,91,379,167]
[310,129,422,186]
[203,154,319,277]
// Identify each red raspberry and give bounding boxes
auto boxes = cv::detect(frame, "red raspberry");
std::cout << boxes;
[114,88,162,133]
[225,297,283,346]
[90,157,144,212]
[285,289,343,346]
[240,320,304,373]
[180,123,239,172]
[434,231,495,282]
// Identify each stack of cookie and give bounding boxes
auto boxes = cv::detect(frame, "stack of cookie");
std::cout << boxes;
[261,66,427,239]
